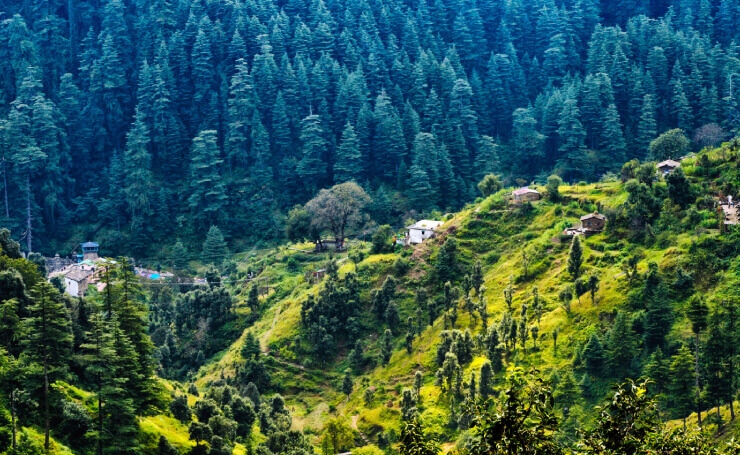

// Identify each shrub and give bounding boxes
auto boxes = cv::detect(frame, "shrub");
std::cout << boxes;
[393,257,410,276]
[372,225,394,254]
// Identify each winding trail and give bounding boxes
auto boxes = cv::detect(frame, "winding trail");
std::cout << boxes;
[351,415,371,445]
[261,302,283,352]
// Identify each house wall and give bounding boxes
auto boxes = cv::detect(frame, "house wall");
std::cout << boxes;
[514,193,540,203]
[409,228,434,244]
[65,278,79,297]
[83,251,99,260]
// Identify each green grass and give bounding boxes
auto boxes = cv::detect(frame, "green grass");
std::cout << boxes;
[192,154,740,447]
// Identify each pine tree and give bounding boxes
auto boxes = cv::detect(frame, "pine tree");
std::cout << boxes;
[478,361,493,403]
[606,312,635,379]
[188,130,228,231]
[112,258,160,412]
[669,345,695,430]
[334,123,362,183]
[81,312,140,454]
[567,236,583,280]
[582,333,604,377]
[557,96,588,179]
[170,241,188,270]
[297,114,329,195]
[381,329,393,365]
[635,95,657,159]
[341,370,353,396]
[687,295,709,422]
[202,226,228,266]
[23,281,73,451]
[123,107,154,225]
[600,103,626,163]
[705,309,732,423]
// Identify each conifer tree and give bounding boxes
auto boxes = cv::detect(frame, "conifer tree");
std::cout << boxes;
[113,258,160,412]
[600,103,626,162]
[23,282,73,451]
[567,236,583,280]
[381,329,393,365]
[334,122,362,183]
[606,312,635,379]
[188,130,228,231]
[124,107,154,225]
[341,370,353,396]
[297,114,329,195]
[669,345,695,430]
[202,226,228,266]
[687,295,708,425]
[170,241,188,270]
[582,333,604,376]
[635,95,657,158]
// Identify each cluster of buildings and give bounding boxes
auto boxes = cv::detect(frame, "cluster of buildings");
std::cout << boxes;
[61,242,103,297]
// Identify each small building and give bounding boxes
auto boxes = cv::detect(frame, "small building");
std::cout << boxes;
[80,242,99,261]
[405,220,444,244]
[580,212,607,233]
[512,187,541,203]
[64,267,92,297]
[656,160,681,175]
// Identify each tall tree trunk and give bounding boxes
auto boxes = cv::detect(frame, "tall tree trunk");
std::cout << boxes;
[717,403,722,424]
[11,389,16,450]
[43,295,49,451]
[695,332,702,426]
[731,398,735,421]
[44,355,50,451]
[26,176,32,253]
[2,158,8,219]
[98,376,103,455]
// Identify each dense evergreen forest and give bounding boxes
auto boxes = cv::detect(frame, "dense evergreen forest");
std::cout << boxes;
[2,0,740,255]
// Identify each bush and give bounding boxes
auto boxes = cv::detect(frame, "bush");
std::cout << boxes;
[372,225,394,254]
[59,400,92,446]
[393,257,409,276]
[478,174,503,197]
[546,175,563,202]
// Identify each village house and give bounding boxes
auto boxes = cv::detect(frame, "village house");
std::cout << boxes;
[564,212,608,237]
[64,267,92,297]
[580,212,607,233]
[656,160,681,175]
[405,220,444,244]
[80,241,100,261]
[512,187,541,203]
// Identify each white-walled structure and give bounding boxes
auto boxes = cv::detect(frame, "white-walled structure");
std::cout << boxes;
[405,220,445,244]
[64,268,92,297]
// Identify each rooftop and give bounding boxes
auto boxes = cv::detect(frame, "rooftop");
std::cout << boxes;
[66,267,92,282]
[81,241,99,248]
[580,212,607,221]
[512,187,540,196]
[656,160,681,168]
[406,220,445,231]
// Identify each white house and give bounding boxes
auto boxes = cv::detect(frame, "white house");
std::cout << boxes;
[64,267,92,297]
[405,220,445,244]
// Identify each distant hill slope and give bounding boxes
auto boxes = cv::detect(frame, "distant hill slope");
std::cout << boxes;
[195,144,740,449]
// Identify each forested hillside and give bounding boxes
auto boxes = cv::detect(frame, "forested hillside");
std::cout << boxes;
[2,0,740,255]
[5,143,740,454]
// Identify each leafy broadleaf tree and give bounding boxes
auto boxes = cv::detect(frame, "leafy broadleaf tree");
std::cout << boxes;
[304,182,372,247]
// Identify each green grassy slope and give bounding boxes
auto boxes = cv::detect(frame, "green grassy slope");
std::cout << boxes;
[195,145,740,450]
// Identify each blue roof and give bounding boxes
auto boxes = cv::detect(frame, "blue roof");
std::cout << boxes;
[81,242,99,248]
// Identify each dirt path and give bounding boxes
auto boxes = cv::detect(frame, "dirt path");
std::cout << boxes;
[261,303,283,351]
[351,415,371,445]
